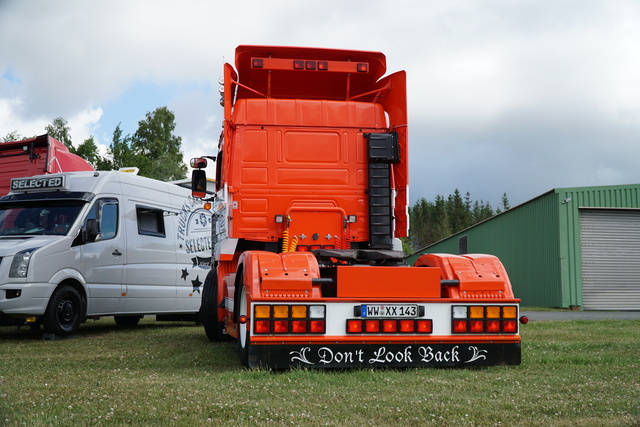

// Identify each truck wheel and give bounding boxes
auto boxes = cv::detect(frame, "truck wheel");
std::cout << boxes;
[42,285,84,336]
[114,315,142,327]
[200,268,224,341]
[237,285,250,367]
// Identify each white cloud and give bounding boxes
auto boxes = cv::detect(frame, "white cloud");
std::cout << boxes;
[2,0,640,205]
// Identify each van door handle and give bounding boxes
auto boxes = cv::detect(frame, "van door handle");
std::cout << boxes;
[112,250,122,257]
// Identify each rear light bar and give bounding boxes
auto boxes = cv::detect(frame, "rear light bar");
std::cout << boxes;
[451,305,519,334]
[253,304,326,335]
[346,319,433,335]
[251,57,369,73]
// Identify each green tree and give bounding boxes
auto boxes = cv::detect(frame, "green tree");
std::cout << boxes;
[2,131,26,142]
[45,117,73,150]
[75,136,112,170]
[496,193,511,214]
[447,189,471,233]
[130,107,187,181]
[407,191,507,252]
[105,124,135,171]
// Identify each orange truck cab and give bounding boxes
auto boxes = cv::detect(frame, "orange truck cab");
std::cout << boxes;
[192,45,524,369]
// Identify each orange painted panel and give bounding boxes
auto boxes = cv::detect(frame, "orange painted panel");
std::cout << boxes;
[336,266,441,298]
[283,131,340,163]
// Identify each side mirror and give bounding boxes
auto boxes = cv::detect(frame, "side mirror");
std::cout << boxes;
[191,169,207,199]
[85,218,100,242]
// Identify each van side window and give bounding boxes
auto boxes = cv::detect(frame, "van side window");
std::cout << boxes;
[136,207,166,237]
[100,203,118,239]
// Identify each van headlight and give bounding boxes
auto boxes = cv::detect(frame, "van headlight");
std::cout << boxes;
[10,248,37,278]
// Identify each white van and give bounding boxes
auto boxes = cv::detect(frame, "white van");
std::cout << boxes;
[0,171,212,335]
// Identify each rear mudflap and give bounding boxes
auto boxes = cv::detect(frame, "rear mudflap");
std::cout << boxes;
[247,342,521,369]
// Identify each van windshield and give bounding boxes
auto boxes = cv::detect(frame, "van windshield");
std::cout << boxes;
[0,201,85,236]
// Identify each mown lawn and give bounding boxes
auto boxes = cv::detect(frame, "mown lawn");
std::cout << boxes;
[0,318,638,426]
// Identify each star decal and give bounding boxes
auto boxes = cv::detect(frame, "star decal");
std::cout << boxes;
[181,268,189,280]
[191,275,202,293]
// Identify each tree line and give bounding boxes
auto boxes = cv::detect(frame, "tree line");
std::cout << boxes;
[1,106,187,181]
[406,189,510,252]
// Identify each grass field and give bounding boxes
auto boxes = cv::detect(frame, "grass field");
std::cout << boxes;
[0,318,638,426]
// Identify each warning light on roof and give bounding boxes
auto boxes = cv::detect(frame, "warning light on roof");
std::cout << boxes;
[252,58,264,68]
[357,63,369,72]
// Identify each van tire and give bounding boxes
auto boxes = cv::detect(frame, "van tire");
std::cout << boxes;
[42,285,84,336]
[114,315,142,327]
[201,268,224,341]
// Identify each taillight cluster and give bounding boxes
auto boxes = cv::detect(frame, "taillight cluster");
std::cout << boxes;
[451,305,518,334]
[346,319,433,334]
[253,304,326,335]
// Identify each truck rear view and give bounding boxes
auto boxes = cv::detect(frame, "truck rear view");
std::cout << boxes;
[0,134,94,195]
[192,45,524,369]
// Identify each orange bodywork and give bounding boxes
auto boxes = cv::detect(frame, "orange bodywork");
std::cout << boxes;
[219,46,408,244]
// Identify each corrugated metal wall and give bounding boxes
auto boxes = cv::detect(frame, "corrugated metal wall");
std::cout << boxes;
[412,192,562,307]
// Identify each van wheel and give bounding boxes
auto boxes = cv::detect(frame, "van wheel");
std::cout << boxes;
[237,285,250,367]
[42,285,84,336]
[201,268,224,341]
[114,315,142,327]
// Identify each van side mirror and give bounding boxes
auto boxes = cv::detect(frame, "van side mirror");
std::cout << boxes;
[85,218,100,242]
[191,169,207,199]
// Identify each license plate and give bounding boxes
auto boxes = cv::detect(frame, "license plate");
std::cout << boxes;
[360,304,418,318]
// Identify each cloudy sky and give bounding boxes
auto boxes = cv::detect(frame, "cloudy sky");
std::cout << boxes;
[1,0,639,208]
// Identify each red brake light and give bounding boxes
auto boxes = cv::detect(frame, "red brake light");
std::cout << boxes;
[399,320,415,333]
[486,320,501,333]
[382,320,398,333]
[254,320,270,334]
[291,320,307,333]
[502,320,518,333]
[273,320,289,333]
[416,319,432,333]
[365,319,380,333]
[347,319,363,333]
[470,320,485,333]
[453,320,468,333]
[310,320,325,334]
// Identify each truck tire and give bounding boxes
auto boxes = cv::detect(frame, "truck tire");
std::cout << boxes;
[42,285,84,336]
[237,284,250,367]
[200,268,224,341]
[114,315,142,327]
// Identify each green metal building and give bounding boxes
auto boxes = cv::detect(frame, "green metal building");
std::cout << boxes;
[406,184,640,310]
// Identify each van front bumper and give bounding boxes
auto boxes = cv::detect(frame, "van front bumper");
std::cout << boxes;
[0,282,52,317]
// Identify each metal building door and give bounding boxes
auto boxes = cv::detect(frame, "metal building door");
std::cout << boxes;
[580,209,640,310]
